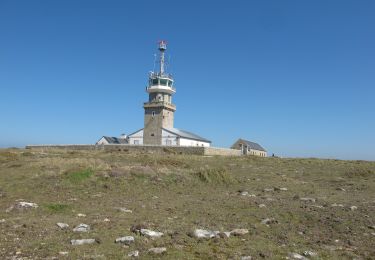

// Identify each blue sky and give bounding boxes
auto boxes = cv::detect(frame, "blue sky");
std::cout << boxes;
[0,0,374,160]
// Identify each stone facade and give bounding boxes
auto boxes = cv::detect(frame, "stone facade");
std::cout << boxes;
[143,105,175,145]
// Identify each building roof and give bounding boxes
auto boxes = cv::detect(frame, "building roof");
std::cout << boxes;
[236,139,267,152]
[163,128,211,143]
[99,136,128,144]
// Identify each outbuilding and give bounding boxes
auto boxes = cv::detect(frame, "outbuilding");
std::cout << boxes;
[231,138,267,157]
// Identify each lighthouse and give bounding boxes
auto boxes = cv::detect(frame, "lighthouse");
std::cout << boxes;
[143,41,176,145]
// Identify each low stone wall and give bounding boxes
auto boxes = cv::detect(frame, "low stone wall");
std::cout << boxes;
[26,144,241,156]
[203,147,242,156]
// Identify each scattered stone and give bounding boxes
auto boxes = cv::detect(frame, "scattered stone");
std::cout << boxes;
[148,247,167,254]
[140,229,164,238]
[103,218,111,222]
[194,229,219,239]
[311,205,324,209]
[117,207,133,213]
[331,203,344,207]
[241,257,252,260]
[70,239,97,246]
[128,250,139,257]
[17,201,38,209]
[350,206,358,211]
[230,229,249,236]
[303,251,318,257]
[222,232,231,238]
[258,204,266,208]
[261,218,278,225]
[77,213,86,217]
[300,198,316,203]
[288,252,308,260]
[73,224,90,232]
[59,251,69,256]
[115,236,134,245]
[56,223,69,229]
[279,187,288,191]
[263,188,274,192]
[0,219,5,223]
[371,233,375,236]
[241,191,249,196]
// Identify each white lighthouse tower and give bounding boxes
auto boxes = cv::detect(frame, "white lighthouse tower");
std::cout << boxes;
[143,40,176,145]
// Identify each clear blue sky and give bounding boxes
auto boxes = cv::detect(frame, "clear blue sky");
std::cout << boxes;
[0,0,374,160]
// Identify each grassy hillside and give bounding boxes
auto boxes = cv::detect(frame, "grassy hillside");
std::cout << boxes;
[0,149,374,259]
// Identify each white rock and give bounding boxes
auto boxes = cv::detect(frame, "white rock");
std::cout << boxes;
[17,201,38,208]
[303,251,318,257]
[263,188,274,192]
[230,229,249,236]
[241,257,252,260]
[148,247,167,254]
[280,187,288,191]
[73,223,90,232]
[248,194,257,197]
[223,232,231,238]
[0,219,5,223]
[261,218,277,225]
[77,213,86,217]
[128,250,139,257]
[194,229,219,239]
[241,191,249,196]
[56,223,69,229]
[59,251,69,256]
[288,252,308,260]
[350,206,358,210]
[115,236,134,245]
[300,198,316,203]
[117,207,133,213]
[140,229,164,238]
[70,239,96,245]
[331,203,344,207]
[103,218,110,222]
[259,204,266,208]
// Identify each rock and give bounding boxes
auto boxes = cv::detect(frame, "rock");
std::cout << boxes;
[261,218,278,225]
[0,219,5,223]
[220,232,231,238]
[300,198,316,203]
[77,213,86,217]
[279,187,288,191]
[59,251,69,256]
[115,236,134,245]
[331,203,344,207]
[288,252,308,260]
[194,229,219,239]
[117,207,133,213]
[303,251,318,257]
[350,206,358,211]
[148,247,167,254]
[263,188,274,192]
[241,257,252,260]
[230,229,249,236]
[258,204,266,208]
[103,218,110,222]
[17,201,38,209]
[71,239,97,245]
[336,187,346,191]
[128,250,139,257]
[368,225,375,230]
[140,229,163,238]
[56,223,69,229]
[73,224,90,232]
[241,191,249,196]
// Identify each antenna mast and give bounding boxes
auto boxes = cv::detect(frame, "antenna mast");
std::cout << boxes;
[158,40,167,75]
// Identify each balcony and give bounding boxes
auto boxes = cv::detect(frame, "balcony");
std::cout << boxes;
[143,101,176,111]
[146,85,176,94]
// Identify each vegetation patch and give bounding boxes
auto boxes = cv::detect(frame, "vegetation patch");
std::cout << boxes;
[193,167,234,183]
[64,168,94,183]
[44,203,70,213]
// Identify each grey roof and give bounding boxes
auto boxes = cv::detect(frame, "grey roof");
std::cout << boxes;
[163,128,211,143]
[237,139,267,152]
[101,136,128,144]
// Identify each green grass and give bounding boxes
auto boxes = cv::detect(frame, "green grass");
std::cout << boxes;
[64,168,94,183]
[44,203,70,213]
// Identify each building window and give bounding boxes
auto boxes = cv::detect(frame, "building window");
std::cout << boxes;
[134,140,139,145]
[151,133,154,136]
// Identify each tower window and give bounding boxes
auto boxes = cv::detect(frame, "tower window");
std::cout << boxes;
[152,79,158,85]
[151,133,155,136]
[160,79,168,86]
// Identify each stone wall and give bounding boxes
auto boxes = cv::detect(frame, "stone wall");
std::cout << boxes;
[26,144,241,156]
